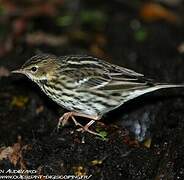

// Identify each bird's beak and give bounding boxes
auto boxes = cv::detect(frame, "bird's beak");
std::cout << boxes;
[11,69,24,74]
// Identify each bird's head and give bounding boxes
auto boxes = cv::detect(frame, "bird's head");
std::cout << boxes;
[12,54,59,82]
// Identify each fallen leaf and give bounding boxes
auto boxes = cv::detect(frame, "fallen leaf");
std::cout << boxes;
[143,138,152,148]
[123,136,140,147]
[11,96,29,108]
[0,136,31,169]
[0,147,13,160]
[26,32,68,46]
[90,44,107,59]
[0,66,10,77]
[91,159,103,166]
[36,105,44,114]
[73,166,87,176]
[139,2,179,23]
[177,42,184,53]
[89,34,108,58]
[13,18,27,36]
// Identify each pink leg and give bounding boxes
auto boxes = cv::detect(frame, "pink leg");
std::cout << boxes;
[57,112,83,128]
[76,120,101,136]
[57,112,101,136]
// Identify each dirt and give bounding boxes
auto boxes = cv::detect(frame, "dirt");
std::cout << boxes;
[0,1,184,179]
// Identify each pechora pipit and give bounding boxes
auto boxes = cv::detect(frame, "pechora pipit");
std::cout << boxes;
[12,54,184,136]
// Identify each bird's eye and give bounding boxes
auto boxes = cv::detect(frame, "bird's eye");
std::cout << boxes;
[31,66,38,73]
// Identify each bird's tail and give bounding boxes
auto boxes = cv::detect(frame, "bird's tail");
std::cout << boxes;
[154,83,184,89]
[128,83,184,101]
[141,83,184,96]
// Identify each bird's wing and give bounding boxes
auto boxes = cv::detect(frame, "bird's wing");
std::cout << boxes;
[60,56,153,90]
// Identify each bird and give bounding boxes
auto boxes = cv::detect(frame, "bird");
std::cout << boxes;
[12,53,184,136]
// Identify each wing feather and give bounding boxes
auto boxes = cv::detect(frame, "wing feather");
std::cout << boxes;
[59,55,153,90]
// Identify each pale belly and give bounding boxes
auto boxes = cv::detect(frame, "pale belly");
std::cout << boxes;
[40,84,122,117]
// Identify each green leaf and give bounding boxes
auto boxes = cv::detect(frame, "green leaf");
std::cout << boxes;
[134,28,148,42]
[96,127,108,141]
[57,15,74,27]
[80,10,107,25]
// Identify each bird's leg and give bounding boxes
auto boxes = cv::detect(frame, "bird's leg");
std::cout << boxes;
[69,112,99,120]
[58,112,101,136]
[71,116,83,127]
[57,112,70,128]
[57,112,83,129]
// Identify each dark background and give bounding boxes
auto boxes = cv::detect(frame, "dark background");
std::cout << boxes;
[0,0,184,179]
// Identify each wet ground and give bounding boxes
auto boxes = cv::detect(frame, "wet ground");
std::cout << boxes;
[1,1,184,179]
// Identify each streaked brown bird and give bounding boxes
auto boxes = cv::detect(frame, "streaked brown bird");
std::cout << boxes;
[12,53,184,136]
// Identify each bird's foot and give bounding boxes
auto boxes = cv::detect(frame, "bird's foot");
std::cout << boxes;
[76,120,101,136]
[57,112,101,136]
[57,112,83,129]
